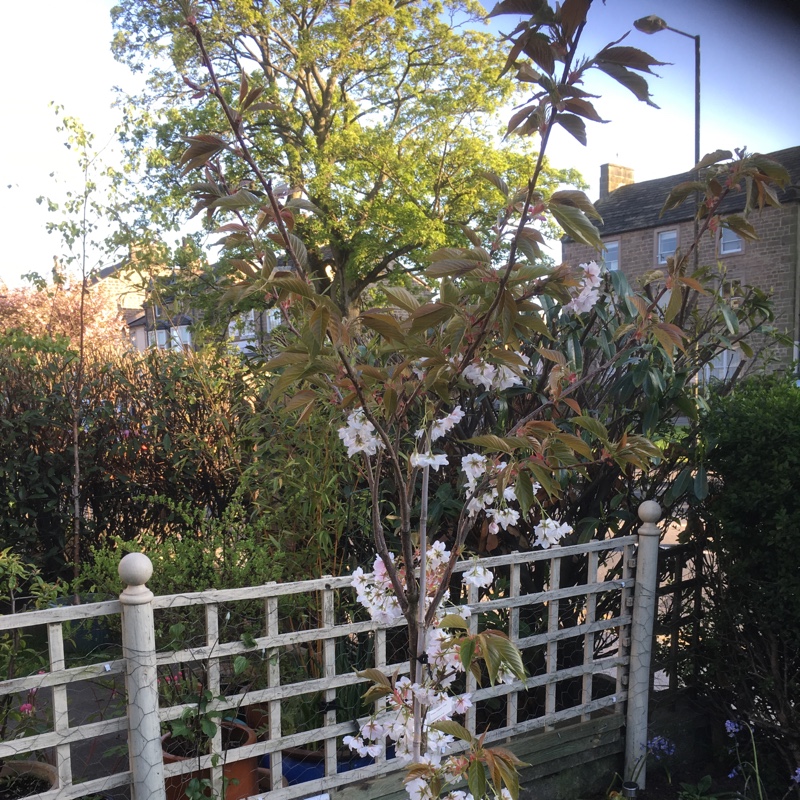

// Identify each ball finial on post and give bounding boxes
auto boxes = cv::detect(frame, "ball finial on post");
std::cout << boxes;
[118,552,153,587]
[638,500,661,525]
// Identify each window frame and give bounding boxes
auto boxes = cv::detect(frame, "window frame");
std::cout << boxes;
[719,225,744,256]
[656,229,678,265]
[603,240,620,271]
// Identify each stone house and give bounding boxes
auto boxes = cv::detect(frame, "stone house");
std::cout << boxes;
[561,146,800,376]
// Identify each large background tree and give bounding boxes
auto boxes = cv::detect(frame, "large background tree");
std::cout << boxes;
[110,0,581,312]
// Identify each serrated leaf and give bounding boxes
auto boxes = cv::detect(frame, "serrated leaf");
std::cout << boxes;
[521,31,555,75]
[556,432,593,459]
[478,170,509,198]
[383,285,421,312]
[309,305,330,346]
[559,0,591,38]
[722,214,758,241]
[285,233,309,269]
[549,190,602,221]
[241,85,264,111]
[694,465,708,500]
[427,259,486,278]
[678,274,709,294]
[458,223,483,247]
[661,181,704,214]
[747,155,790,185]
[663,284,683,324]
[465,434,519,454]
[270,275,313,298]
[178,134,228,167]
[549,203,602,249]
[438,614,468,630]
[595,62,659,107]
[429,720,474,743]
[460,637,476,672]
[356,668,392,687]
[515,471,535,517]
[362,684,393,704]
[229,258,257,277]
[696,149,732,169]
[409,303,454,334]
[595,45,668,74]
[556,113,587,145]
[720,304,739,335]
[285,389,317,412]
[264,351,309,371]
[285,197,322,215]
[506,104,538,136]
[468,757,487,800]
[563,97,607,123]
[572,415,609,441]
[488,0,547,15]
[233,655,248,676]
[652,326,677,362]
[360,311,405,342]
[211,189,262,210]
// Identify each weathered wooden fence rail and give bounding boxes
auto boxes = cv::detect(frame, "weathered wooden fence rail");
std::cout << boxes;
[0,503,665,800]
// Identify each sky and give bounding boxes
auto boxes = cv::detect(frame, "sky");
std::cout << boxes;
[1,0,799,288]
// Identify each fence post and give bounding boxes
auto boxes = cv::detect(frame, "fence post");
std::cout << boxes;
[624,501,661,788]
[119,553,166,800]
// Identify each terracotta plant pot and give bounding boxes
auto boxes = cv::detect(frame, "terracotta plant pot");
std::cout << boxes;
[0,760,58,800]
[243,704,270,742]
[162,720,258,800]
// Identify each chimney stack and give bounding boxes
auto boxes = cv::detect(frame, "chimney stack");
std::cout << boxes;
[599,164,634,199]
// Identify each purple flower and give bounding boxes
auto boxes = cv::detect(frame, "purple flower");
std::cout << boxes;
[19,703,33,715]
[725,720,742,737]
[791,767,800,784]
[647,735,676,759]
[728,766,740,780]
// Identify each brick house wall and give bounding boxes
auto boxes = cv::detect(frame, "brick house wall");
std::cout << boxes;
[562,147,800,372]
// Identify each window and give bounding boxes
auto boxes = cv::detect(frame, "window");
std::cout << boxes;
[657,230,677,264]
[264,307,282,333]
[603,240,619,271]
[720,226,743,255]
[699,349,741,385]
[171,326,191,350]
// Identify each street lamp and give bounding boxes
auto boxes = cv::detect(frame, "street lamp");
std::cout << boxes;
[634,15,701,270]
[634,15,700,169]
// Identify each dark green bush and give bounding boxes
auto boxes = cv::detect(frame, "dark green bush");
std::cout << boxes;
[698,374,800,781]
[0,336,370,583]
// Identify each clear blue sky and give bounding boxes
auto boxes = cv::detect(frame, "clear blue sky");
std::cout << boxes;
[1,0,799,287]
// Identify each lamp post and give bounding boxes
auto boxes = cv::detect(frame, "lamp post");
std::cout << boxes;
[634,15,700,269]
[634,15,700,168]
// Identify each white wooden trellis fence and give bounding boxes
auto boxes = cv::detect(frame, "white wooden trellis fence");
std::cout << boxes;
[0,502,661,800]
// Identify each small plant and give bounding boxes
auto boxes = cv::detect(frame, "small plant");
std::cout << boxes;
[677,775,733,800]
[648,735,677,785]
[725,719,800,800]
[0,549,66,765]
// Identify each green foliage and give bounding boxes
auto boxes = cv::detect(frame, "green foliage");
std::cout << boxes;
[0,550,64,745]
[677,775,734,800]
[80,495,287,596]
[110,0,583,313]
[695,375,800,784]
[0,336,369,582]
